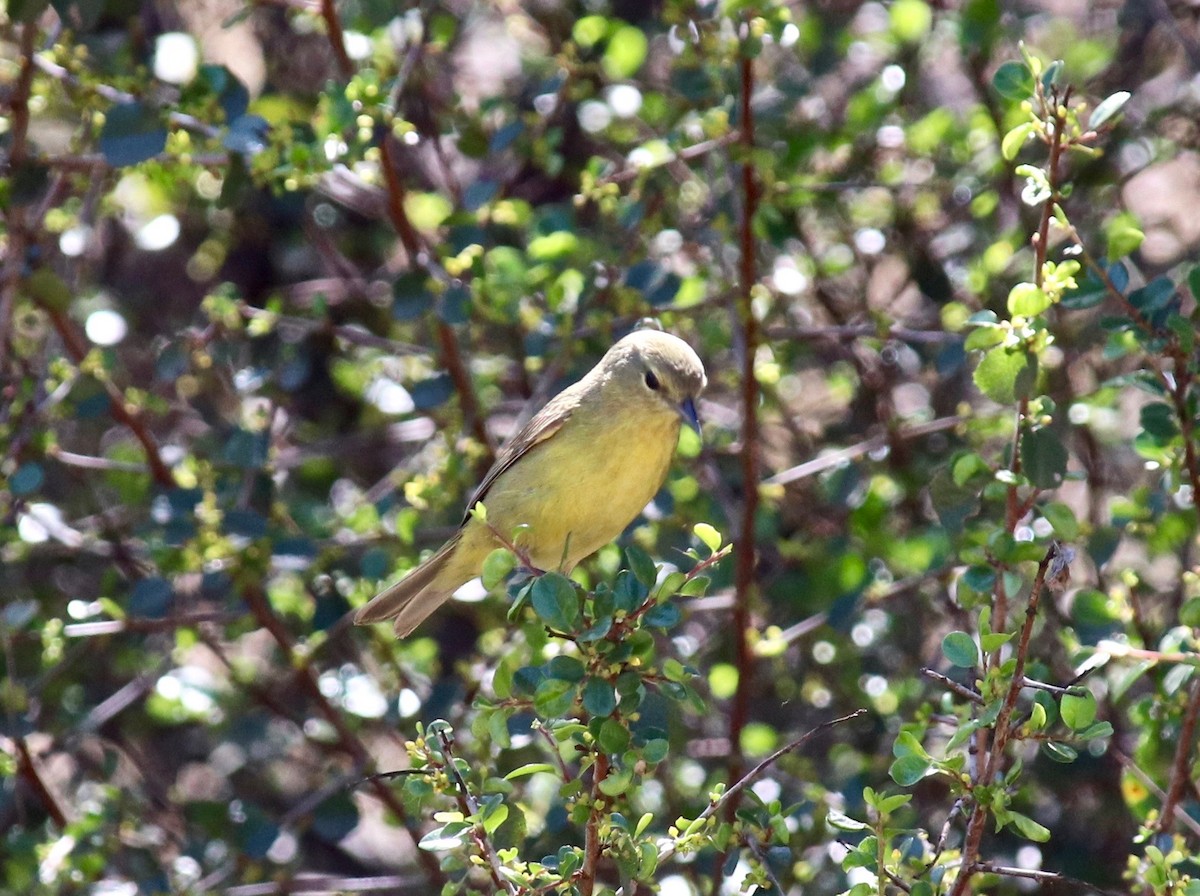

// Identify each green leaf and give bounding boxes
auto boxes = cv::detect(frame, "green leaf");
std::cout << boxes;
[1007,282,1051,316]
[980,631,1013,652]
[419,820,472,851]
[504,763,557,780]
[962,565,996,593]
[481,549,515,590]
[964,325,1006,351]
[598,766,633,797]
[100,102,168,166]
[643,601,681,629]
[892,730,929,760]
[1001,121,1035,161]
[693,522,723,553]
[1089,90,1131,129]
[626,545,657,588]
[826,810,869,832]
[1105,212,1144,260]
[1021,427,1067,489]
[942,631,979,667]
[1042,741,1078,763]
[642,738,669,763]
[26,268,72,311]
[1041,501,1079,539]
[582,677,617,717]
[597,718,630,754]
[1027,700,1048,732]
[480,802,509,836]
[889,755,931,786]
[929,467,981,530]
[1077,720,1114,740]
[974,345,1036,404]
[1009,811,1051,842]
[530,573,580,631]
[993,61,1035,100]
[546,655,585,683]
[1140,402,1178,443]
[1060,691,1097,730]
[533,678,577,717]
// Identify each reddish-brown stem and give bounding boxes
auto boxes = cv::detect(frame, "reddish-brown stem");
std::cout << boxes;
[711,48,760,896]
[1157,349,1200,831]
[14,736,69,829]
[952,544,1060,896]
[41,307,175,487]
[318,0,354,78]
[579,751,610,896]
[727,45,761,808]
[378,135,495,469]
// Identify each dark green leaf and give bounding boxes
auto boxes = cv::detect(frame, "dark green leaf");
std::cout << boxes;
[942,631,978,667]
[1021,426,1067,489]
[1042,741,1078,763]
[10,462,44,496]
[643,601,680,629]
[1139,402,1178,443]
[530,573,580,631]
[993,61,1034,100]
[582,678,617,717]
[889,755,930,787]
[533,678,577,717]
[410,374,454,410]
[100,103,167,167]
[597,718,630,754]
[626,546,657,588]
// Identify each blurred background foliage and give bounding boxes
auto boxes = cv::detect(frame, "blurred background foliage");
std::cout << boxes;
[4,0,1200,894]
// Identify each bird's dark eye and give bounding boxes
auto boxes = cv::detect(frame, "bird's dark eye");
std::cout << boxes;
[644,370,660,391]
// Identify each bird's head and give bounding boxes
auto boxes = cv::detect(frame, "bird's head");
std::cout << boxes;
[602,329,707,433]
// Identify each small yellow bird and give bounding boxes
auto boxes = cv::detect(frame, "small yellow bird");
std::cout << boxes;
[355,329,707,636]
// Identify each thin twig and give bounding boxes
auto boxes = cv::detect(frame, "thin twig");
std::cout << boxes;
[971,861,1127,896]
[599,130,742,185]
[239,586,447,886]
[766,416,964,485]
[434,729,520,896]
[378,135,494,468]
[658,710,866,866]
[1159,676,1200,833]
[1112,748,1200,840]
[921,668,985,706]
[12,736,69,828]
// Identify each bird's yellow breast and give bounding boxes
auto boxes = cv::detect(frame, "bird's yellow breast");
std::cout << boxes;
[460,401,681,571]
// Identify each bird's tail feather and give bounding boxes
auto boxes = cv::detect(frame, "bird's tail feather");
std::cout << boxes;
[354,535,462,636]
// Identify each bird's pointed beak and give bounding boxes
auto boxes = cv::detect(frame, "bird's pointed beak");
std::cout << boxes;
[679,397,701,435]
